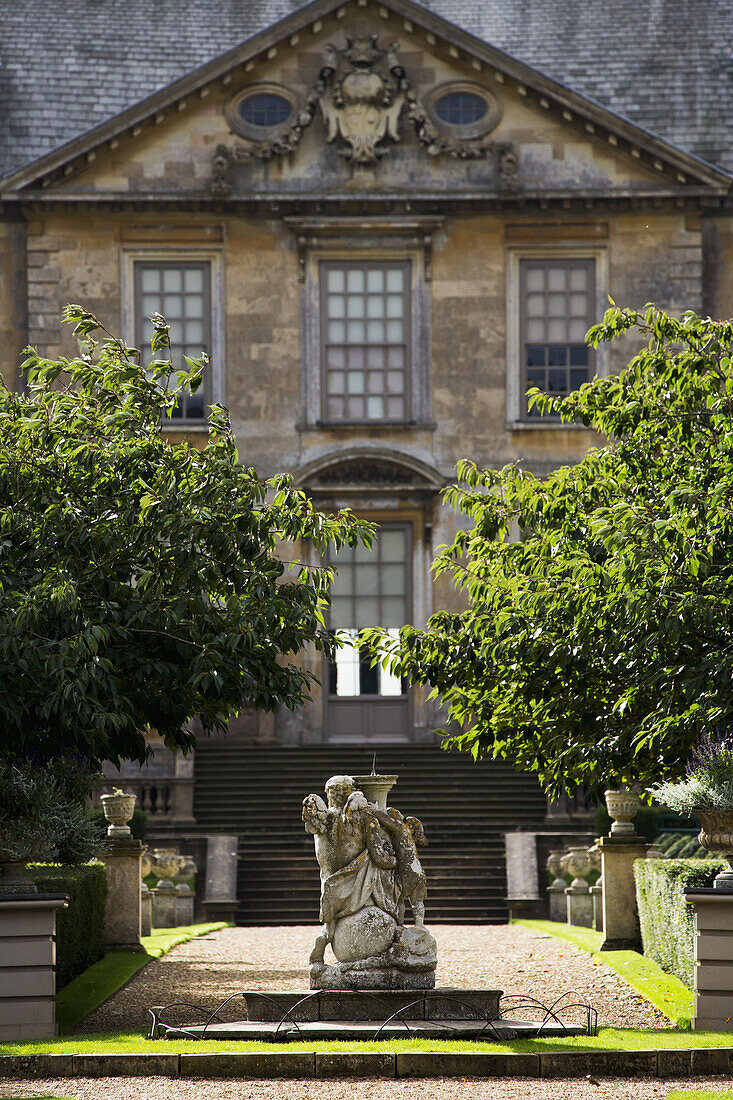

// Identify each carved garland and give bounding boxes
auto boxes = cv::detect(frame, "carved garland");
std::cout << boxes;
[211,35,518,198]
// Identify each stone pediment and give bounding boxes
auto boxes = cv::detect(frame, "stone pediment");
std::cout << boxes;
[296,449,444,493]
[4,0,728,203]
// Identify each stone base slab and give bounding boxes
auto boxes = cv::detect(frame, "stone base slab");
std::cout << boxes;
[240,988,501,1022]
[161,1016,585,1041]
[2,1047,733,1079]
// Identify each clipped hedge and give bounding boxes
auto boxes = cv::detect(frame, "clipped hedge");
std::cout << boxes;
[30,862,108,990]
[634,856,727,988]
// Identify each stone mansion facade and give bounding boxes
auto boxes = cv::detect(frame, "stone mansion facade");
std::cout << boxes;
[1,0,731,919]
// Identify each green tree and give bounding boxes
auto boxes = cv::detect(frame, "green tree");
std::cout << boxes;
[0,306,370,768]
[366,306,733,795]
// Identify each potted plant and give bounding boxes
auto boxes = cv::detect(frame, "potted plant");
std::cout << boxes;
[652,732,733,890]
[0,756,105,894]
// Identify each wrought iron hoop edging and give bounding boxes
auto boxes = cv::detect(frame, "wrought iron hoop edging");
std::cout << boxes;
[373,994,502,1041]
[499,990,597,1036]
[148,1003,225,1041]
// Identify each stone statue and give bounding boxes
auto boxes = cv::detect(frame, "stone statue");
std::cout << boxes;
[302,773,437,989]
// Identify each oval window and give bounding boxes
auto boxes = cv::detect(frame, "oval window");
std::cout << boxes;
[434,91,488,126]
[239,92,293,129]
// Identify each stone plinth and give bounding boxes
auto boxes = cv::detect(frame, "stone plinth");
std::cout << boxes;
[202,834,238,924]
[547,882,566,923]
[141,882,152,936]
[0,893,68,1040]
[175,883,195,926]
[311,926,437,990]
[153,880,177,928]
[565,883,593,928]
[599,835,649,950]
[685,889,733,1031]
[590,884,603,932]
[99,838,144,951]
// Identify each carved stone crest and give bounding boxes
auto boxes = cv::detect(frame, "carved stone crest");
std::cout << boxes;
[320,35,404,163]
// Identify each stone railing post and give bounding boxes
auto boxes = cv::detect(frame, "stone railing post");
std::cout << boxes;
[598,788,647,950]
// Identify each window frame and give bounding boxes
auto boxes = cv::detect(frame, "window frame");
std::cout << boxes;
[319,259,412,425]
[299,242,432,430]
[505,244,609,428]
[120,247,225,428]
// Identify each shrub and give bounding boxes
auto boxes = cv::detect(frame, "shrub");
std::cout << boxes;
[634,857,727,988]
[0,758,104,864]
[30,862,108,989]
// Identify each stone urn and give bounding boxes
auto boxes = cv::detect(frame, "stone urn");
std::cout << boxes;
[546,850,566,889]
[561,846,592,888]
[100,791,137,838]
[174,857,197,885]
[693,810,733,890]
[152,849,182,884]
[604,788,642,836]
[353,774,398,811]
[140,847,153,879]
[0,846,38,896]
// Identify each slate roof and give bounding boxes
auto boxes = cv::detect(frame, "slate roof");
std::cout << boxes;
[1,0,731,182]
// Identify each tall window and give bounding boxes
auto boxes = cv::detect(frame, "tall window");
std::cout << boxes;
[321,261,410,423]
[327,526,409,699]
[520,258,594,417]
[134,261,212,421]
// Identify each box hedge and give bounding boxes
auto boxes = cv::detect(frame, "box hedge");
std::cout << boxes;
[30,862,108,990]
[634,856,727,987]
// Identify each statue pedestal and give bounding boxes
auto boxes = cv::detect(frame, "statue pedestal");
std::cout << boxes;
[310,926,437,990]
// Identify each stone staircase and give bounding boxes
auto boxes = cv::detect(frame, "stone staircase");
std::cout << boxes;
[193,743,548,925]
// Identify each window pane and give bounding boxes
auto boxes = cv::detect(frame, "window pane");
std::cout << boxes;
[385,319,403,342]
[527,319,545,341]
[355,597,379,628]
[548,268,566,291]
[328,347,345,368]
[328,371,345,394]
[347,396,365,417]
[386,295,403,319]
[548,369,567,391]
[366,296,385,318]
[367,269,384,293]
[382,563,405,595]
[526,293,544,317]
[328,320,345,342]
[347,269,364,293]
[547,319,566,342]
[328,269,345,292]
[347,320,365,343]
[329,295,345,318]
[330,598,354,631]
[570,368,588,388]
[327,396,345,418]
[141,268,160,292]
[355,564,379,594]
[184,268,203,293]
[168,320,184,344]
[366,320,384,342]
[526,268,544,292]
[570,293,588,316]
[386,269,404,292]
[347,296,365,318]
[569,319,587,341]
[547,293,566,317]
[381,530,406,560]
[569,267,589,291]
[386,370,404,393]
[163,269,182,292]
[526,345,545,367]
[330,563,354,598]
[382,598,407,629]
[387,347,404,368]
[367,395,385,418]
[184,320,204,343]
[386,395,405,418]
[548,345,566,366]
[346,372,365,394]
[368,347,385,368]
[569,345,588,366]
[367,372,384,394]
[163,294,182,316]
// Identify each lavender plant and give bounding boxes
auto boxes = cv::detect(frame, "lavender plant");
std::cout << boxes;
[652,731,733,814]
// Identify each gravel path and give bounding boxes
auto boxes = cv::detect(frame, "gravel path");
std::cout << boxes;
[77,924,668,1033]
[2,1076,731,1100]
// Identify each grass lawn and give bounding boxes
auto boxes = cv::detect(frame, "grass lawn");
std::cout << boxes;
[55,923,229,1034]
[516,919,695,1029]
[3,1027,733,1057]
[667,1095,733,1100]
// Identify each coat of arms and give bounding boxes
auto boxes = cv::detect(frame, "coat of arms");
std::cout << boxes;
[319,35,404,163]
